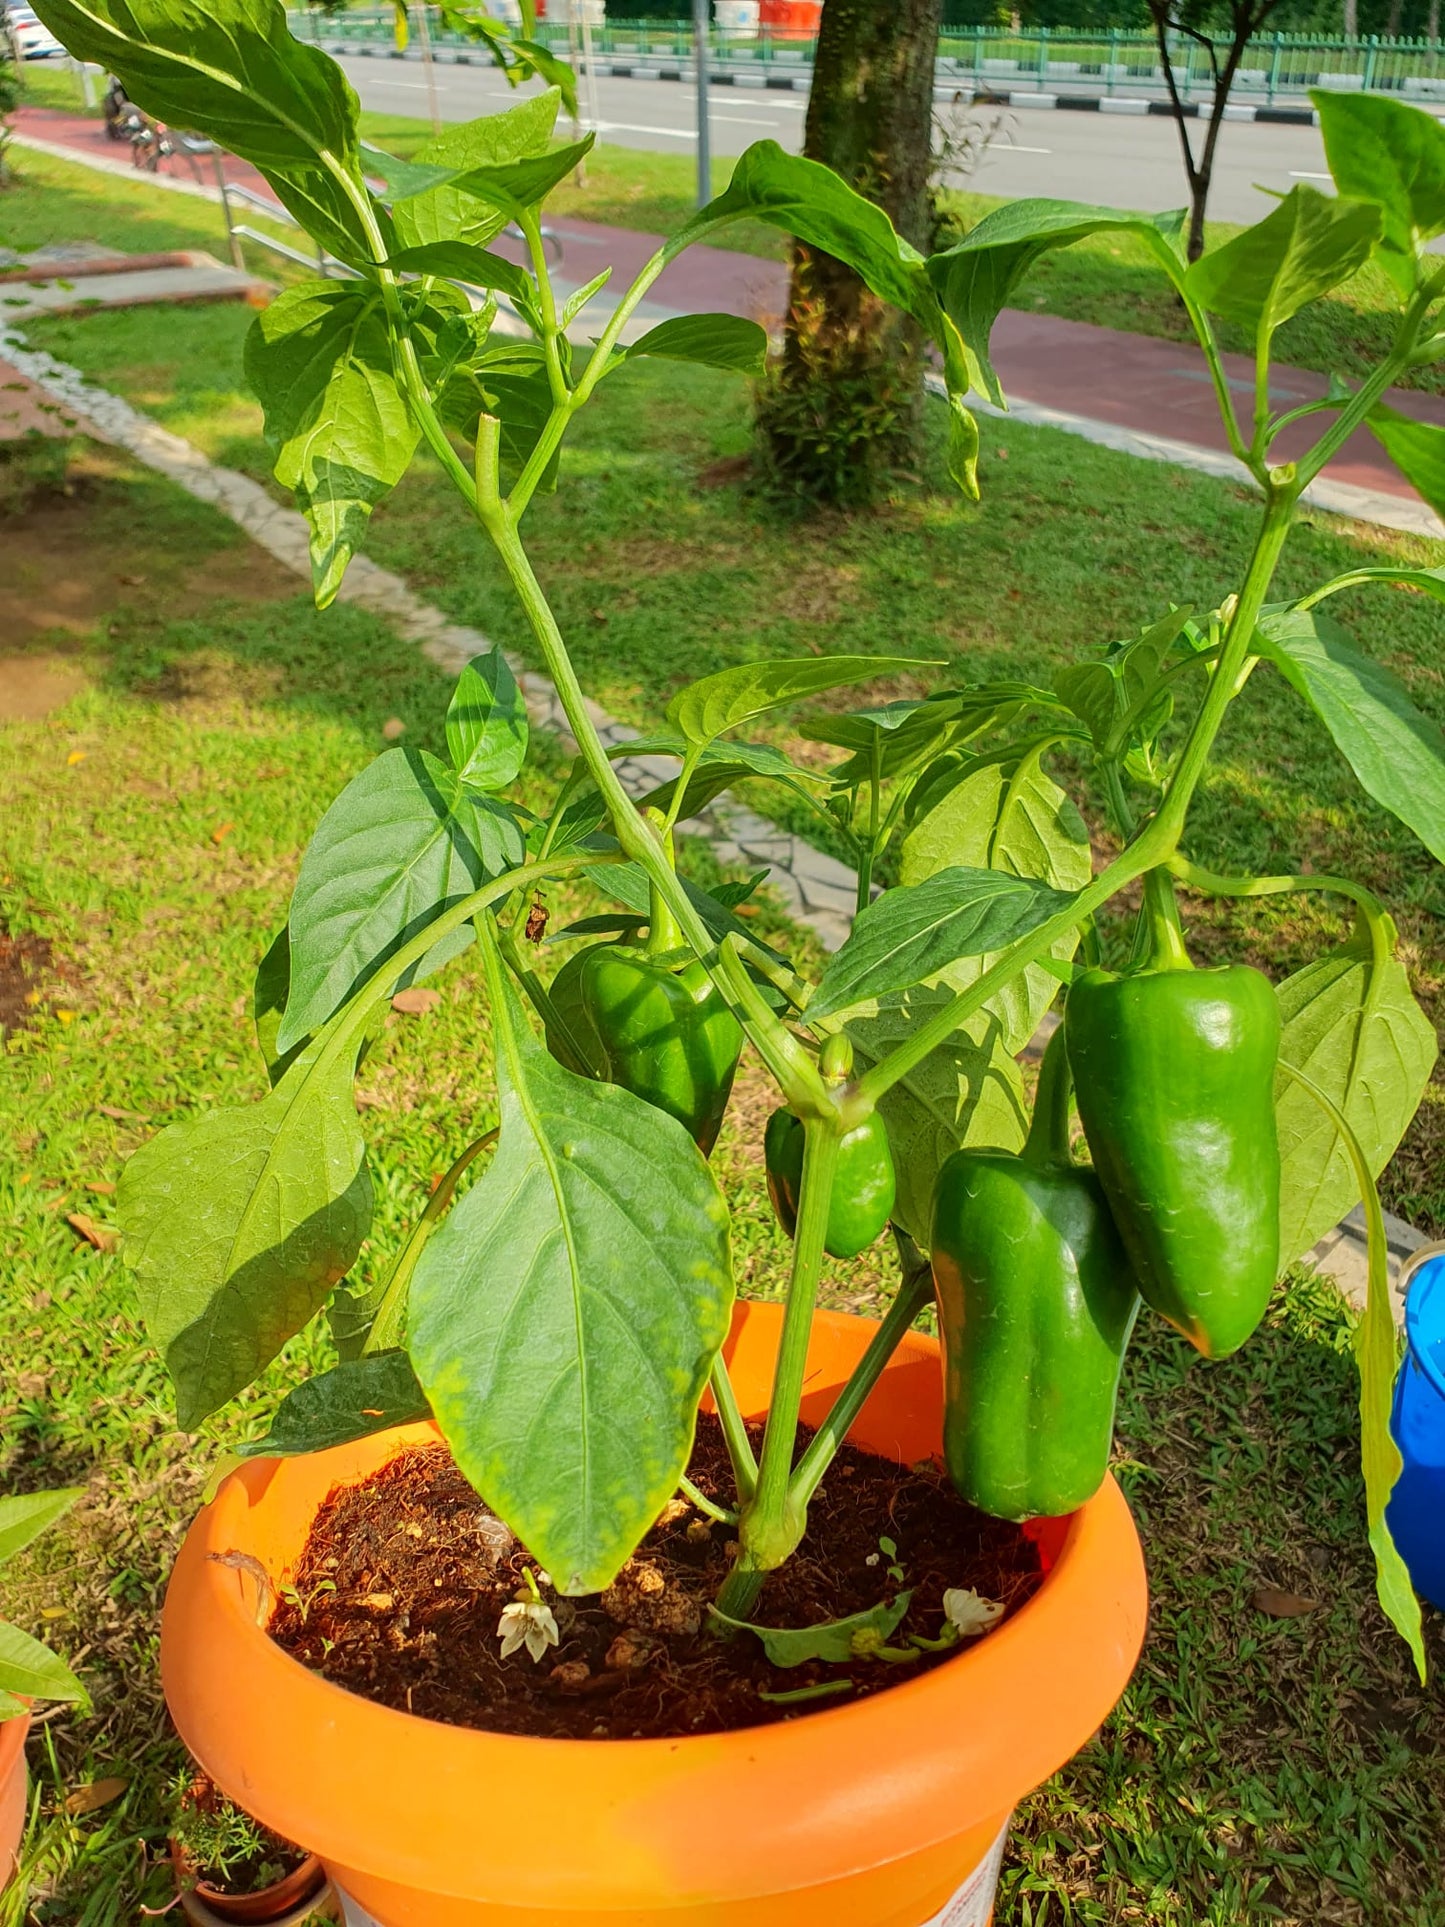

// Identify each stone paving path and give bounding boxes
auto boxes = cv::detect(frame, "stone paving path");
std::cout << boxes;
[13,101,1445,537]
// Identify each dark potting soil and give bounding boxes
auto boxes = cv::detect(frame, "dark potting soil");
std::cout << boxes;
[267,1416,1043,1740]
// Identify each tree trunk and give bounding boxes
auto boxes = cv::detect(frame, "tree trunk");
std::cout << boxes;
[1344,0,1357,36]
[758,0,945,506]
[1430,0,1441,44]
[1386,0,1404,36]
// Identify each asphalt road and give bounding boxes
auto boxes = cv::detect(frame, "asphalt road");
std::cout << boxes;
[336,51,1335,227]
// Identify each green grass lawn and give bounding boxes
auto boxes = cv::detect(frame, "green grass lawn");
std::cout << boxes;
[2,153,1444,1925]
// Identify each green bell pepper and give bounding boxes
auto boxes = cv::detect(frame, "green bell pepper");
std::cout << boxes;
[931,1027,1141,1522]
[764,1107,896,1263]
[578,944,743,1156]
[1065,882,1281,1360]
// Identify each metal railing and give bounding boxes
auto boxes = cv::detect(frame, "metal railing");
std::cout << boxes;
[286,9,1445,104]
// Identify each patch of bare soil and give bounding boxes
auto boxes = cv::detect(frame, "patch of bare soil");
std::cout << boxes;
[0,654,88,722]
[0,929,78,1032]
[269,1416,1043,1741]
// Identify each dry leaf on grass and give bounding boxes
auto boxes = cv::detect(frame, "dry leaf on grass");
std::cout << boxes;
[1252,1587,1320,1618]
[66,1212,118,1254]
[64,1777,128,1816]
[391,988,442,1016]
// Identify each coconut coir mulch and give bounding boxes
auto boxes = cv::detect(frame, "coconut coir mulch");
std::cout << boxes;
[268,1417,1043,1740]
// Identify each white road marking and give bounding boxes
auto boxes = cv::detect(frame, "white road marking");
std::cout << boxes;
[595,119,696,139]
[985,143,1052,155]
[1289,169,1333,178]
[712,113,789,126]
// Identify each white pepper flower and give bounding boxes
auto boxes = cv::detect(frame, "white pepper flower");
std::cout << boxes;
[497,1573,560,1663]
[942,1587,1004,1638]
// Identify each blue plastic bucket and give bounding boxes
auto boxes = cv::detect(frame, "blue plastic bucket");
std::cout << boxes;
[1387,1251,1445,1613]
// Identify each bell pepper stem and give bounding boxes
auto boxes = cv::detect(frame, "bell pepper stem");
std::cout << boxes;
[679,1474,740,1527]
[1022,1024,1074,1167]
[1143,867,1193,972]
[1166,858,1394,966]
[363,1130,498,1355]
[788,1241,936,1511]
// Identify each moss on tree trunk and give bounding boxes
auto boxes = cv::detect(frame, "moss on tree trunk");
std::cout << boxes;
[757,0,944,507]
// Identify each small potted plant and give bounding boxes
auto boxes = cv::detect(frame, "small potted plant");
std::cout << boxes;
[0,1489,88,1889]
[28,0,1443,1918]
[168,1772,330,1926]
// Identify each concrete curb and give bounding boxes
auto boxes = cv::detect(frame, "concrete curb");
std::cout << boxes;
[2,324,1425,1312]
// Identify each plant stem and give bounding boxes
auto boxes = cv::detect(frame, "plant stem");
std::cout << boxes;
[1166,857,1393,964]
[364,1130,497,1354]
[680,1475,739,1526]
[788,1254,935,1510]
[715,1117,840,1618]
[1142,865,1192,970]
[709,1354,758,1501]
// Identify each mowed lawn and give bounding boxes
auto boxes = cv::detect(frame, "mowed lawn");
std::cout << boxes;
[1,147,1443,1926]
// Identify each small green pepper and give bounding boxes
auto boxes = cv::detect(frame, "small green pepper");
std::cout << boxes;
[765,1108,896,1261]
[1065,888,1280,1360]
[578,945,743,1156]
[931,1027,1140,1522]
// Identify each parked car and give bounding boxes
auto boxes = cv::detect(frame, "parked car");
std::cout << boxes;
[2,3,64,58]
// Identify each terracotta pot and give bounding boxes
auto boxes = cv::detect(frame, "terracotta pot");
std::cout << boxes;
[173,1838,330,1925]
[162,1302,1148,1927]
[0,1713,29,1892]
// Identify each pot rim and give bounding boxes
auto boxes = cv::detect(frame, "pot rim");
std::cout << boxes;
[162,1302,1147,1911]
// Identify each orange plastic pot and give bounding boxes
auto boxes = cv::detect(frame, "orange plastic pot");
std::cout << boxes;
[0,1714,29,1893]
[162,1302,1147,1927]
[759,0,821,38]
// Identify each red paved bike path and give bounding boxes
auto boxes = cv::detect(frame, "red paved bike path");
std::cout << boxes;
[17,102,1445,508]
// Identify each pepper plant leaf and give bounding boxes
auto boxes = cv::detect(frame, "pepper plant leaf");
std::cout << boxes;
[239,1352,431,1458]
[710,1591,911,1666]
[446,650,529,791]
[672,141,937,329]
[1184,185,1381,340]
[1257,607,1445,863]
[384,240,533,300]
[809,867,1076,1022]
[845,994,1027,1251]
[408,960,734,1595]
[0,1621,86,1707]
[245,280,420,606]
[898,745,1093,1052]
[117,1033,373,1429]
[0,1490,82,1569]
[278,747,524,1053]
[668,657,936,749]
[1295,562,1445,611]
[926,201,1187,407]
[29,0,374,263]
[1366,405,1445,524]
[253,924,301,1088]
[390,90,563,251]
[1274,917,1438,1265]
[1312,90,1445,298]
[625,313,769,375]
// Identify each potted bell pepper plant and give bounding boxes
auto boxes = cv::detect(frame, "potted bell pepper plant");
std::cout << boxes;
[0,1489,89,1890]
[28,0,1445,1918]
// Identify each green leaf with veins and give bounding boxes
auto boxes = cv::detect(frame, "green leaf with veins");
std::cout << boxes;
[118,1031,372,1428]
[1184,185,1381,339]
[239,1352,431,1457]
[1275,918,1437,1265]
[711,1592,911,1666]
[1257,606,1445,864]
[28,0,374,261]
[0,1490,81,1569]
[245,280,420,605]
[846,993,1027,1250]
[0,1621,86,1708]
[899,745,1092,1052]
[386,240,533,300]
[625,313,769,375]
[926,201,1187,407]
[390,88,561,250]
[408,964,734,1595]
[443,137,594,223]
[446,651,529,791]
[278,747,524,1052]
[673,142,937,326]
[1312,90,1445,298]
[669,657,935,749]
[809,867,1076,1022]
[1367,405,1445,525]
[1053,607,1193,756]
[594,862,791,963]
